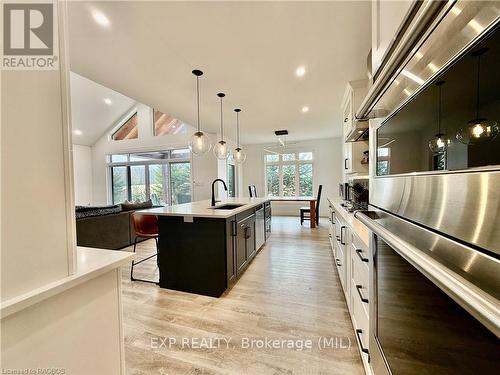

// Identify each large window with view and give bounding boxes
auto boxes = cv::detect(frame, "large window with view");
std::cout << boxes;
[264,152,313,197]
[108,149,192,205]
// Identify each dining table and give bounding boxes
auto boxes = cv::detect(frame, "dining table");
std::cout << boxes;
[269,196,317,228]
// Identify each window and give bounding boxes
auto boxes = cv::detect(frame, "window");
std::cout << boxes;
[108,149,192,205]
[264,152,314,197]
[153,109,187,136]
[227,164,236,197]
[377,147,390,176]
[112,112,138,140]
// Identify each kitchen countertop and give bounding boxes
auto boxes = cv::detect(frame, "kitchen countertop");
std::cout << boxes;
[137,197,270,219]
[1,247,132,319]
[327,198,370,248]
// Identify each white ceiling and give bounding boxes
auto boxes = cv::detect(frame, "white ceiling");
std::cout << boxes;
[67,1,371,144]
[70,72,136,145]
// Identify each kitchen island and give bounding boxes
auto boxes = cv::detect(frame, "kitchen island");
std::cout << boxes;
[138,198,271,297]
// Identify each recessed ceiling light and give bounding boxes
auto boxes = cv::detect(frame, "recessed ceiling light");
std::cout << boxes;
[103,98,112,105]
[295,66,306,77]
[73,129,83,135]
[92,10,110,27]
[301,106,309,113]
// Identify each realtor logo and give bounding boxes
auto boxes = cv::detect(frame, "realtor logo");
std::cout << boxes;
[2,2,58,70]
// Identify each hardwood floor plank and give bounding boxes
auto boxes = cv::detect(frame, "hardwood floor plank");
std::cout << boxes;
[121,217,364,374]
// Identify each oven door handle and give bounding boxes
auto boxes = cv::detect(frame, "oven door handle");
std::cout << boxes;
[355,284,369,303]
[355,329,369,355]
[355,210,500,336]
[355,249,369,263]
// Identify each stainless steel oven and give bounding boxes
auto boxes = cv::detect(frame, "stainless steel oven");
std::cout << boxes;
[355,2,500,374]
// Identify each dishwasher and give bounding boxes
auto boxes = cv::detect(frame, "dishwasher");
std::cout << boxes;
[255,204,265,250]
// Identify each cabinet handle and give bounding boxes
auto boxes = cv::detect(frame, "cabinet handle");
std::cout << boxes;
[335,259,341,267]
[344,158,348,170]
[336,236,340,242]
[328,234,332,238]
[340,226,346,245]
[231,221,237,237]
[355,329,370,355]
[356,284,369,303]
[344,117,348,123]
[355,249,369,263]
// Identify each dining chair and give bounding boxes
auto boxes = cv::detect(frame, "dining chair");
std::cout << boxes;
[300,185,322,225]
[248,185,257,197]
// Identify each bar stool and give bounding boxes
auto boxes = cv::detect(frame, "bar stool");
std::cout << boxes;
[130,213,159,284]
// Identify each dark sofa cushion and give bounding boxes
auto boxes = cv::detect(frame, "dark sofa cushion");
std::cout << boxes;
[121,199,153,211]
[75,204,122,219]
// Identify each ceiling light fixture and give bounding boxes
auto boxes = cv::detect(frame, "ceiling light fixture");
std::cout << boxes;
[401,69,425,85]
[295,66,306,77]
[457,48,498,145]
[213,93,230,160]
[103,98,112,105]
[92,10,110,27]
[232,109,246,164]
[301,106,309,113]
[428,81,451,154]
[73,129,83,136]
[188,70,212,156]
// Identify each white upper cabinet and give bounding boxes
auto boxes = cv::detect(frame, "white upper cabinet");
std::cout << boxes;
[371,0,414,76]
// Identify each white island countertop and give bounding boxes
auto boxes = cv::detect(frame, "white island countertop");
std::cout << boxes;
[137,198,270,219]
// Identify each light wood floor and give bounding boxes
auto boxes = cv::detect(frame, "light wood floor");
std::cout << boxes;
[121,216,364,375]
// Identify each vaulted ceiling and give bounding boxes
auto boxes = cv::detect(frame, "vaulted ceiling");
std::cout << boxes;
[68,1,371,144]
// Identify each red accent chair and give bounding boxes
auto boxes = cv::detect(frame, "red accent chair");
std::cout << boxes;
[130,213,159,283]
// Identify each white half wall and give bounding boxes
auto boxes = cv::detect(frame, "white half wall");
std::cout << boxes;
[242,137,342,217]
[73,144,93,206]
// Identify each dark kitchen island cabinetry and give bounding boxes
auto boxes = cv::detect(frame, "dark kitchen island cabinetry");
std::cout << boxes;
[138,198,270,297]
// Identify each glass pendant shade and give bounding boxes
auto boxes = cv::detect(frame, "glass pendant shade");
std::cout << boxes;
[189,131,211,155]
[456,119,499,145]
[213,140,230,160]
[429,133,451,153]
[232,147,246,164]
[457,48,498,145]
[189,69,212,156]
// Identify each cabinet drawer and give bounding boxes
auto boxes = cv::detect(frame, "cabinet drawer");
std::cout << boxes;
[351,243,369,296]
[350,278,369,362]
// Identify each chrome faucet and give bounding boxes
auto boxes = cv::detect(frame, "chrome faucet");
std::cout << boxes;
[211,179,228,207]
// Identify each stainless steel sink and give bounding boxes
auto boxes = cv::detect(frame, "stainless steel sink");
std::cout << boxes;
[212,204,245,210]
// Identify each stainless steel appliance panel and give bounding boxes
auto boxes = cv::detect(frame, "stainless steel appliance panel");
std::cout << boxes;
[371,170,500,255]
[356,210,500,375]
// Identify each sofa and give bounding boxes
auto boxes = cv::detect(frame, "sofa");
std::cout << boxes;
[75,201,157,250]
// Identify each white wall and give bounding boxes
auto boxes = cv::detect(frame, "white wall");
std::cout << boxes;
[242,137,342,217]
[73,144,93,206]
[1,64,73,300]
[89,103,219,205]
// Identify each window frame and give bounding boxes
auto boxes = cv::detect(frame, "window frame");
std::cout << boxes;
[107,149,192,205]
[110,108,139,141]
[264,151,314,197]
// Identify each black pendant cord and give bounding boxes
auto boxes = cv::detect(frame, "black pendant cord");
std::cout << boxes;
[217,93,225,142]
[196,76,201,132]
[192,69,203,133]
[220,97,224,140]
[438,83,442,134]
[235,109,241,149]
[475,54,481,120]
[435,80,445,136]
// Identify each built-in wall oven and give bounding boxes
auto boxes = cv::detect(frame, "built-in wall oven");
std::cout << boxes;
[355,2,500,374]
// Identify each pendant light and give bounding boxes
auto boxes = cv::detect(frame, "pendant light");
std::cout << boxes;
[188,69,212,155]
[429,81,451,153]
[232,108,246,164]
[213,93,230,160]
[456,48,499,145]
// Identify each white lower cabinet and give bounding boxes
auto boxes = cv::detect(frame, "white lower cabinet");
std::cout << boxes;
[328,206,372,374]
